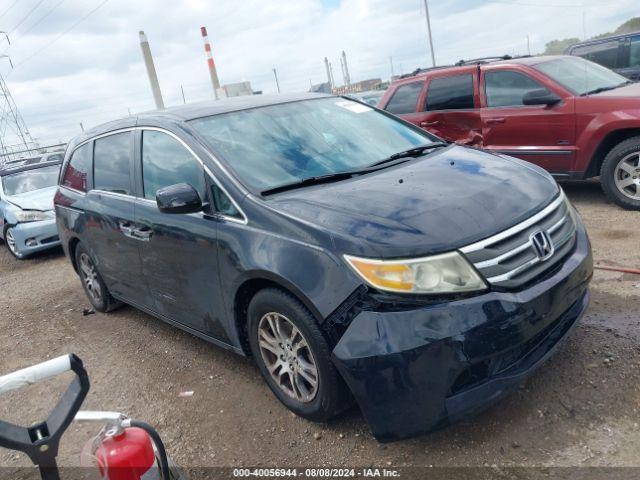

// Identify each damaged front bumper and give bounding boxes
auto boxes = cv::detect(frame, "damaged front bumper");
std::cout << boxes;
[8,219,60,258]
[331,220,593,441]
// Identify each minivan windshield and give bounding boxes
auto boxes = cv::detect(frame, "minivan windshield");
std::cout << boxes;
[534,56,629,96]
[1,165,60,196]
[189,97,435,192]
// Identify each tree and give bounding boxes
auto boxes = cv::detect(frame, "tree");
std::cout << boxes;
[544,38,581,55]
[543,16,640,54]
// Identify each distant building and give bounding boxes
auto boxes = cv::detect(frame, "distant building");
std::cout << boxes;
[220,81,254,97]
[332,78,383,94]
[309,82,332,94]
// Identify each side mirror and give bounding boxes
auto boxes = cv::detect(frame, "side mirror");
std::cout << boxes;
[156,183,202,214]
[522,89,562,106]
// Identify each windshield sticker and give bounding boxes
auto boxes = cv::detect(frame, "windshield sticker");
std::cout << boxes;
[335,100,373,113]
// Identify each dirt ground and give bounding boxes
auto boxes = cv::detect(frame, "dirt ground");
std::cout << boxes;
[0,180,639,473]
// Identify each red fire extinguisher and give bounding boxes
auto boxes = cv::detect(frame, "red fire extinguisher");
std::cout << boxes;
[78,413,173,480]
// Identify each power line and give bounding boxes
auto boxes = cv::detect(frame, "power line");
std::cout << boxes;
[0,0,19,21]
[11,0,67,43]
[13,0,110,69]
[8,0,47,35]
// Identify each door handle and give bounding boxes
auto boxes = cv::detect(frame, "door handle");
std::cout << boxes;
[420,120,440,127]
[486,117,505,124]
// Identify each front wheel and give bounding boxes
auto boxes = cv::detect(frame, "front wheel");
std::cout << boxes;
[600,137,640,210]
[3,225,23,259]
[247,288,352,422]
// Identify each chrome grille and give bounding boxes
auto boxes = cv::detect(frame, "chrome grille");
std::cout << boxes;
[460,192,576,289]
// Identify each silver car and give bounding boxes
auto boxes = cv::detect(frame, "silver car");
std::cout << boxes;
[0,161,61,259]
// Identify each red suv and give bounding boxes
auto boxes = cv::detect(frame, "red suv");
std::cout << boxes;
[379,55,640,210]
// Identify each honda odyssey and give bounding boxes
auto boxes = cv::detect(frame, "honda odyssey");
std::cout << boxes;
[55,94,593,440]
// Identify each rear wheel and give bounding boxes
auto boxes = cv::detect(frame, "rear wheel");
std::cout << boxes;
[600,137,640,210]
[247,288,352,422]
[74,243,122,312]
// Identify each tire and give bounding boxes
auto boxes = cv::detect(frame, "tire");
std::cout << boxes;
[74,243,122,313]
[600,136,640,210]
[247,288,352,422]
[3,224,24,260]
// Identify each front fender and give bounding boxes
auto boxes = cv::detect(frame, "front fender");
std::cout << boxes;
[576,110,640,171]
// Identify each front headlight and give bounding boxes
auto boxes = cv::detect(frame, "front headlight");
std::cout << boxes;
[344,251,487,294]
[14,210,53,223]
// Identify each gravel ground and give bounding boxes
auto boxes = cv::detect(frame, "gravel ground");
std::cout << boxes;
[0,180,639,473]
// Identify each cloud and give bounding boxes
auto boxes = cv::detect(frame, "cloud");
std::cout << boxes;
[0,0,636,146]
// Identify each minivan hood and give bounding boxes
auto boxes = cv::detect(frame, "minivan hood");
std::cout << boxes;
[267,145,559,258]
[5,186,57,211]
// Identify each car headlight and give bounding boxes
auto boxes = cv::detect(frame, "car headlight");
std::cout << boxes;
[14,210,53,223]
[344,251,487,294]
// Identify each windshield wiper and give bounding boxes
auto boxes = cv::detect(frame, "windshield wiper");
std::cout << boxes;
[370,142,449,166]
[261,171,357,196]
[581,80,633,96]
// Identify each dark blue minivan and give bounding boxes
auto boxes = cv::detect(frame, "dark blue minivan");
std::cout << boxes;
[55,94,593,441]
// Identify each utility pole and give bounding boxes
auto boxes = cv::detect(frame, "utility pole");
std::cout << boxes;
[138,31,164,109]
[180,85,186,104]
[389,56,395,78]
[341,50,351,86]
[272,68,281,93]
[200,26,221,100]
[423,0,436,67]
[526,35,531,55]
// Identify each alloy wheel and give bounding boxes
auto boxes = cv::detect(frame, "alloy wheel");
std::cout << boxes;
[614,152,640,200]
[5,228,18,256]
[79,252,102,304]
[257,312,319,403]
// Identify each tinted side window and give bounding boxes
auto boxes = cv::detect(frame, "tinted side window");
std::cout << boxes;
[384,82,423,114]
[93,132,132,195]
[426,74,474,111]
[485,71,547,107]
[572,41,619,69]
[141,130,205,200]
[630,36,640,67]
[211,183,241,219]
[62,143,91,192]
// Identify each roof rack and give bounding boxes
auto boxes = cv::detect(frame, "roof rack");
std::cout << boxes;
[398,65,453,79]
[454,54,532,66]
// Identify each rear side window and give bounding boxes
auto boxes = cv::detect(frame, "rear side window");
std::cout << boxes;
[62,143,91,192]
[93,132,132,195]
[571,40,619,69]
[484,71,547,107]
[384,82,423,114]
[426,74,474,111]
[141,130,205,200]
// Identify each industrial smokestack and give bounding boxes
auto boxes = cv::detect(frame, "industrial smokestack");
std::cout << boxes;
[201,26,221,100]
[139,31,164,109]
[324,57,332,90]
[341,50,351,86]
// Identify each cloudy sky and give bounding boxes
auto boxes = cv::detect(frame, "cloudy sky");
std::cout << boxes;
[0,0,637,146]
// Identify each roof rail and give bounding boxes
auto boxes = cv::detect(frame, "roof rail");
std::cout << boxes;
[398,65,453,79]
[454,54,533,66]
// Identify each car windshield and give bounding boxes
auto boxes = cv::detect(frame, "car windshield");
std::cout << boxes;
[1,165,60,196]
[534,56,629,95]
[189,97,434,191]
